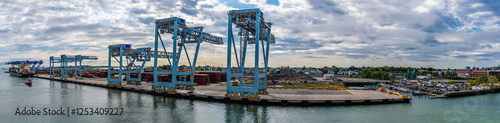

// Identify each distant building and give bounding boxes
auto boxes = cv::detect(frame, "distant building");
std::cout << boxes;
[416,76,428,80]
[456,70,500,77]
[244,69,253,74]
[466,66,471,70]
[471,85,490,90]
[304,69,323,75]
[278,68,295,75]
[179,65,188,70]
[326,70,336,74]
[456,70,472,77]
[389,73,405,79]
[338,70,358,75]
[200,65,212,71]
[324,74,335,80]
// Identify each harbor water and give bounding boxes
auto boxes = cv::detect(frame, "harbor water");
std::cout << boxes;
[1,72,499,123]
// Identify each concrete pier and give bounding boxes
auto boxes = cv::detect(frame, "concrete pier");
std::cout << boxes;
[35,74,411,106]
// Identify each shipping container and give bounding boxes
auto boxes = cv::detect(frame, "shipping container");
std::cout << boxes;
[199,71,221,83]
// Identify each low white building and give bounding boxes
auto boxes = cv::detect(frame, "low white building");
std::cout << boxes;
[471,85,490,90]
[338,70,358,75]
[324,74,335,80]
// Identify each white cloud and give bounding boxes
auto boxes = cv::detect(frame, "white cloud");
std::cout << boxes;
[0,0,499,69]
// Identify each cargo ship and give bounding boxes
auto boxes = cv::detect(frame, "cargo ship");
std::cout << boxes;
[7,66,35,77]
[5,60,42,78]
[8,71,35,77]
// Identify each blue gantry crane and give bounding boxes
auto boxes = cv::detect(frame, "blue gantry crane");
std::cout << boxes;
[49,55,98,79]
[5,60,43,74]
[152,17,223,92]
[226,9,276,99]
[107,44,173,87]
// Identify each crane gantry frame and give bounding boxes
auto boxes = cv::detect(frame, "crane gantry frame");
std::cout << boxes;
[107,44,173,86]
[153,17,223,92]
[50,55,98,79]
[226,9,276,99]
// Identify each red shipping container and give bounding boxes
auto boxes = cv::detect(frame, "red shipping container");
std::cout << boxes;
[141,72,154,82]
[99,71,107,78]
[82,74,94,78]
[194,74,210,85]
[99,71,115,78]
[199,71,221,83]
[157,74,174,82]
[221,73,227,82]
[130,73,138,78]
[157,75,167,82]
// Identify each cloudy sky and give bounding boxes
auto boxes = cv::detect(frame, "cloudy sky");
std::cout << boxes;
[1,0,499,69]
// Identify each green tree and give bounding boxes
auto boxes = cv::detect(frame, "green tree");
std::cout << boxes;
[321,66,329,74]
[159,65,171,70]
[475,78,482,85]
[479,76,488,83]
[349,66,356,71]
[359,68,389,80]
[468,79,477,86]
[488,76,499,84]
[330,65,340,74]
[447,80,455,85]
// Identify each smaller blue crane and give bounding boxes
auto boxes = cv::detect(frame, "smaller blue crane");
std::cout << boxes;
[50,55,97,79]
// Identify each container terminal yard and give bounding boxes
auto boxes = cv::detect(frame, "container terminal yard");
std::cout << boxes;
[34,74,409,106]
[6,8,412,106]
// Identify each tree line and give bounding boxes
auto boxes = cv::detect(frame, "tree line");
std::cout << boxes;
[469,75,500,86]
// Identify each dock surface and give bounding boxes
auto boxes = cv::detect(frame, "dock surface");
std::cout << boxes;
[36,74,410,106]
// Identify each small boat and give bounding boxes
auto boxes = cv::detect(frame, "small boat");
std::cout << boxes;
[412,90,423,95]
[25,79,32,85]
[400,88,409,92]
[387,86,394,90]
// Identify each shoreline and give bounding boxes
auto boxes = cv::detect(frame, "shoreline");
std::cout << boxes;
[34,74,411,106]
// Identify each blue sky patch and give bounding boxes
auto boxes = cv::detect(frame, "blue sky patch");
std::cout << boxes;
[266,0,280,6]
